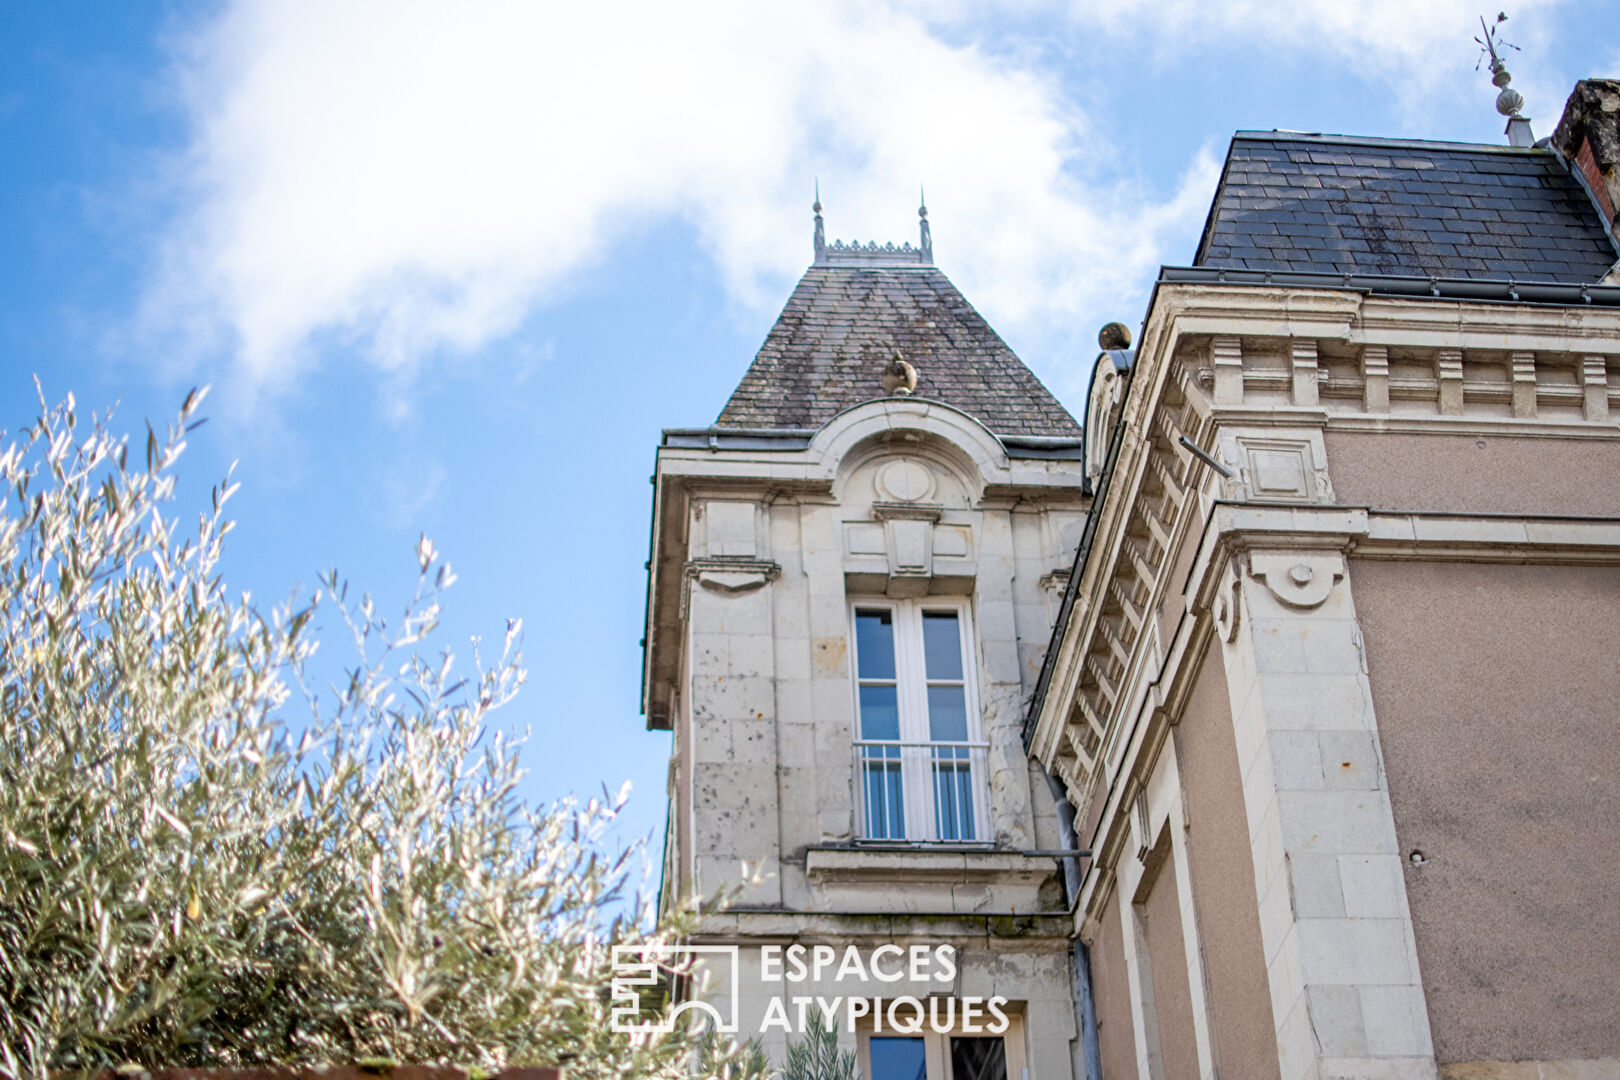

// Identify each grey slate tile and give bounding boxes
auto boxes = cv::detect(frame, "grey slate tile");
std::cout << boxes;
[1196,133,1615,282]
[715,266,1080,437]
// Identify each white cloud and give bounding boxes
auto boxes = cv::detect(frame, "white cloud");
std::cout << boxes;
[141,0,1572,395]
[143,0,1219,389]
[1070,0,1568,105]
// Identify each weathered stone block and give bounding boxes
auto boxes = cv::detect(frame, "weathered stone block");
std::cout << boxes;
[1250,618,1311,673]
[1258,866,1298,954]
[1277,791,1400,855]
[1359,983,1434,1058]
[1290,853,1347,918]
[1296,918,1415,986]
[1310,983,1370,1056]
[1256,673,1373,732]
[1271,729,1327,790]
[1318,730,1383,791]
[1275,982,1317,1080]
[1338,854,1408,919]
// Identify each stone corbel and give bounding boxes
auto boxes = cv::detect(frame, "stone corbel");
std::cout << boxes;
[1247,551,1345,610]
[1187,503,1369,629]
[680,557,781,617]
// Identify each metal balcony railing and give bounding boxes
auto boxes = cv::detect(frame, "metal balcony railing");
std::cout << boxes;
[852,739,991,843]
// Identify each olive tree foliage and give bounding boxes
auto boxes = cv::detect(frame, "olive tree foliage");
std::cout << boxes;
[780,1013,856,1080]
[0,388,768,1080]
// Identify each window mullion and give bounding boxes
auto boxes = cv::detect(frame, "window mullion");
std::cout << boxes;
[895,601,923,742]
[895,600,931,841]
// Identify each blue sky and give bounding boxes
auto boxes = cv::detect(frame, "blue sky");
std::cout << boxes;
[2,1,1615,882]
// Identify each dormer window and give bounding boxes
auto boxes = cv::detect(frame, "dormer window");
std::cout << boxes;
[850,598,989,843]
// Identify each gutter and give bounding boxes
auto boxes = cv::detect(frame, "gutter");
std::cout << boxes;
[1157,265,1620,306]
[1041,767,1102,1080]
[639,450,663,724]
[661,425,1086,458]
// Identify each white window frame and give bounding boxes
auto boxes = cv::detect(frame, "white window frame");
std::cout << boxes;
[857,1011,1028,1080]
[848,597,991,844]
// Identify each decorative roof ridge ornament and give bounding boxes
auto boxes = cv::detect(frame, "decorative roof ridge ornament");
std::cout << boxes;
[813,180,825,263]
[919,185,932,262]
[1476,12,1534,148]
[810,191,936,268]
[826,239,926,255]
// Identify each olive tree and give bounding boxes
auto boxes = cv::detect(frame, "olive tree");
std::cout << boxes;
[0,387,766,1079]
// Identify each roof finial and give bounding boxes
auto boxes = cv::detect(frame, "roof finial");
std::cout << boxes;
[1476,12,1534,147]
[813,180,825,263]
[883,349,918,396]
[918,185,932,263]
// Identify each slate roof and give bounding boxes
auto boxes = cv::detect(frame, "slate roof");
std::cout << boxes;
[716,265,1081,437]
[1196,132,1617,282]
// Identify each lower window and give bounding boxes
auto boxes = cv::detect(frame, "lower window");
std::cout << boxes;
[860,1014,1025,1080]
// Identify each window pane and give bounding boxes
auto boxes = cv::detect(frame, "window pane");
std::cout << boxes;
[933,749,976,841]
[855,609,896,679]
[926,685,969,742]
[862,747,905,840]
[859,685,901,741]
[950,1036,1008,1080]
[922,611,963,680]
[870,1036,927,1080]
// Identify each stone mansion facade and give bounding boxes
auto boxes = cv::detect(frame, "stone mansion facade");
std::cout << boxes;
[641,81,1620,1080]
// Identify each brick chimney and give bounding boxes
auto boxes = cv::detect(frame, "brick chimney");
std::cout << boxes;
[1552,79,1620,264]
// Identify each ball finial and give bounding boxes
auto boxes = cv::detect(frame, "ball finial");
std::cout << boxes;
[1098,322,1132,351]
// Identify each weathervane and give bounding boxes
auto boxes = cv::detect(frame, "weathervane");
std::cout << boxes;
[1476,12,1534,147]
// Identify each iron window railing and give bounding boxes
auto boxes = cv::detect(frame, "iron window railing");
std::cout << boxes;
[853,739,990,843]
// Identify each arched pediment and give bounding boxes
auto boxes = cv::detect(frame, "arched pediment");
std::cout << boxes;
[807,397,1011,493]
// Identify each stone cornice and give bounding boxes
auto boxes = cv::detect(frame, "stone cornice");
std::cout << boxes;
[1031,280,1620,787]
[804,847,1059,885]
[1151,282,1620,352]
[691,910,1074,944]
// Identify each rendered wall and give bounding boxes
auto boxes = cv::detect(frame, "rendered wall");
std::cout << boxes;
[1091,889,1138,1080]
[1324,431,1620,516]
[1352,559,1620,1064]
[1140,841,1200,1080]
[1172,648,1282,1080]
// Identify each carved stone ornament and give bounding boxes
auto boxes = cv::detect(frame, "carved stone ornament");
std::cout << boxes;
[876,457,936,503]
[1248,552,1344,610]
[699,570,773,594]
[1213,568,1242,643]
[680,558,781,617]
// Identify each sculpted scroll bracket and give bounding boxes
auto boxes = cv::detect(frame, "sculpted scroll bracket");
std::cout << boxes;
[1212,564,1243,642]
